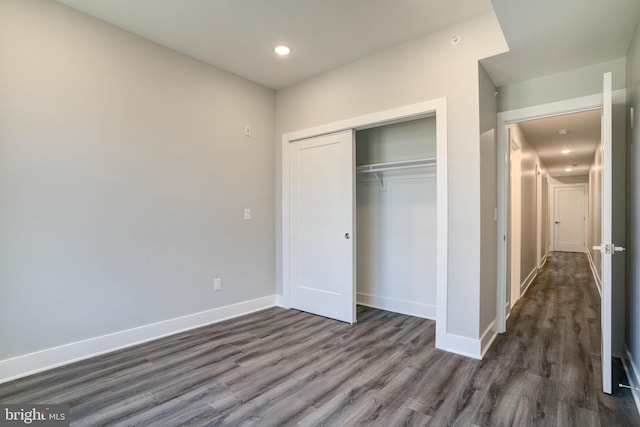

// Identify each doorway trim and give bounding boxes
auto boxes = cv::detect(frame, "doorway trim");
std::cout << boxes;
[497,93,603,333]
[509,134,522,311]
[281,99,448,349]
[535,163,544,269]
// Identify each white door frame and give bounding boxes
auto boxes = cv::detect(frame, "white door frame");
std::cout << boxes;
[536,164,543,269]
[509,135,522,310]
[497,93,603,333]
[281,99,448,348]
[549,183,588,253]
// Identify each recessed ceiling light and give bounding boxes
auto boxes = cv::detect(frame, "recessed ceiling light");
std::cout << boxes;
[561,149,571,154]
[565,168,573,172]
[274,45,291,56]
[558,129,569,135]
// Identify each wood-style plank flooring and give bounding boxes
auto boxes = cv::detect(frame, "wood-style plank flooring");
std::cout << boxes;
[1,252,638,426]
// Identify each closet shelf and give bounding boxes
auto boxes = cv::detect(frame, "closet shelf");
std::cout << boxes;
[356,157,436,174]
[356,157,436,191]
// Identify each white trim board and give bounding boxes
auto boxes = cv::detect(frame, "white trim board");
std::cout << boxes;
[481,320,498,358]
[281,99,449,350]
[275,294,287,308]
[357,293,436,320]
[623,347,640,417]
[520,267,538,297]
[539,254,548,270]
[0,295,277,384]
[444,333,482,360]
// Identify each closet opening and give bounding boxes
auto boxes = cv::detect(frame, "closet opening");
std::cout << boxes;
[355,117,437,320]
[280,99,448,349]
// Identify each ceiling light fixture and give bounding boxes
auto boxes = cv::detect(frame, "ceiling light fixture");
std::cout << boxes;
[558,129,569,135]
[565,168,573,172]
[274,45,291,56]
[561,149,571,154]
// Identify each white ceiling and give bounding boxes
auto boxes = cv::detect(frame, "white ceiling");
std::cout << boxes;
[484,0,640,87]
[517,110,601,177]
[56,0,494,89]
[54,0,640,175]
[55,0,640,89]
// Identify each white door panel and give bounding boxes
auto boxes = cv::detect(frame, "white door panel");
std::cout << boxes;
[290,130,355,323]
[553,186,585,253]
[598,72,614,394]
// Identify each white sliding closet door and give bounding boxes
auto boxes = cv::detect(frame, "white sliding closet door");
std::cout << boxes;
[289,130,355,323]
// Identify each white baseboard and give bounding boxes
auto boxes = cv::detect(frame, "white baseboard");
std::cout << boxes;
[586,249,602,296]
[520,267,537,296]
[0,295,277,385]
[480,319,497,358]
[623,346,640,417]
[538,254,548,269]
[356,293,436,320]
[443,333,482,360]
[275,294,288,308]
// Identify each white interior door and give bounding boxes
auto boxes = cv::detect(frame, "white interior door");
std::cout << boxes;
[597,71,616,394]
[553,185,585,252]
[289,130,355,323]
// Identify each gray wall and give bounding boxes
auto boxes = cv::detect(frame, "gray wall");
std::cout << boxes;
[0,0,275,360]
[625,18,640,387]
[518,130,539,286]
[507,124,542,290]
[275,13,509,341]
[478,65,498,334]
[497,58,627,112]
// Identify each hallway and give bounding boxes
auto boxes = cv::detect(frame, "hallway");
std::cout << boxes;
[487,251,638,425]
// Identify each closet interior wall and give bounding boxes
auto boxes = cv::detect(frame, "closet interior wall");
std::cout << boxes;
[355,117,438,319]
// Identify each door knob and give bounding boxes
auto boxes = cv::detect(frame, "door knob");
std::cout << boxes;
[345,233,351,240]
[555,221,561,224]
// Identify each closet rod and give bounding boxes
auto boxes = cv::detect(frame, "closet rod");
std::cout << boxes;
[356,158,436,174]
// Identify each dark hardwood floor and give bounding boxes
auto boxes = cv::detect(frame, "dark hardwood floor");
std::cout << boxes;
[1,252,638,426]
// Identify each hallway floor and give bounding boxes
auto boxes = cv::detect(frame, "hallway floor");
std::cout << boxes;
[487,251,639,426]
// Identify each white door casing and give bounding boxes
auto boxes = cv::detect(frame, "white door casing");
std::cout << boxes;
[509,135,521,308]
[552,185,586,253]
[496,94,605,335]
[536,164,541,268]
[289,130,356,323]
